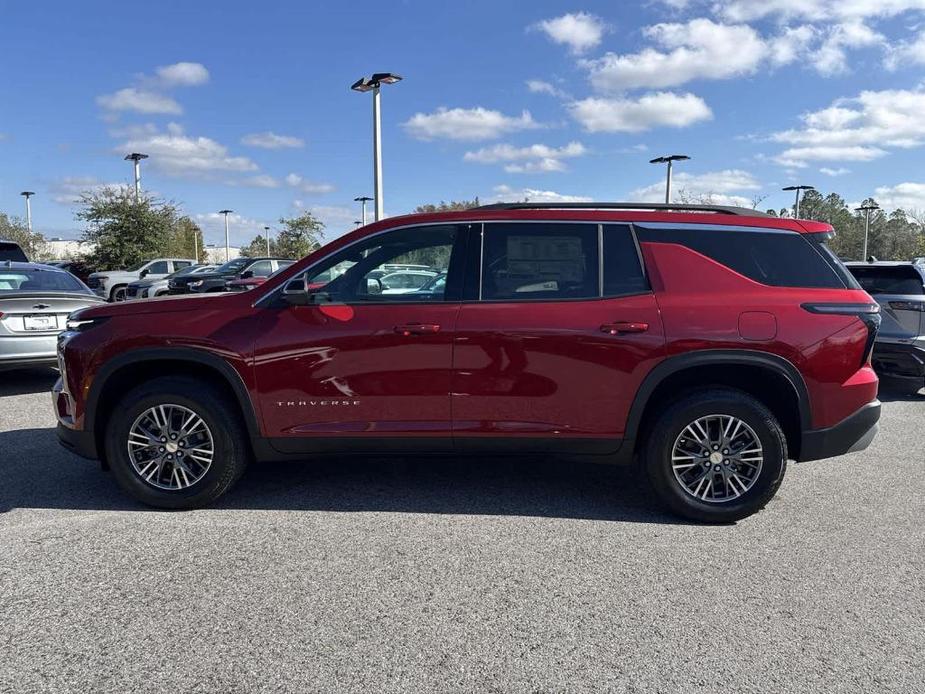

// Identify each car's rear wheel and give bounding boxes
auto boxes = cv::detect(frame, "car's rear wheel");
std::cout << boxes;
[104,376,249,509]
[643,388,787,523]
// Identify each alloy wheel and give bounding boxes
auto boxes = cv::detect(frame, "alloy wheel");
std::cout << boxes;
[127,404,214,490]
[670,414,764,503]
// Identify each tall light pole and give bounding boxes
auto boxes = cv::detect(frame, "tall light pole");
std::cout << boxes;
[264,225,271,256]
[783,185,815,218]
[20,191,35,232]
[649,155,690,204]
[218,209,233,262]
[354,220,362,228]
[351,73,402,222]
[124,153,148,202]
[856,202,879,261]
[354,196,373,226]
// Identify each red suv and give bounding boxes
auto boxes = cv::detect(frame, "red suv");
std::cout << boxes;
[54,203,881,522]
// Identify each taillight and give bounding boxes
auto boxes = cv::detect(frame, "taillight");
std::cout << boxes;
[888,300,925,312]
[802,302,881,367]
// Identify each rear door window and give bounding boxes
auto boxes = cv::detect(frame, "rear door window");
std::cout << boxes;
[247,260,274,277]
[848,266,925,295]
[146,261,169,275]
[635,226,847,289]
[481,223,599,301]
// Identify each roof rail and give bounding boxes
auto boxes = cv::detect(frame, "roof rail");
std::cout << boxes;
[473,202,771,218]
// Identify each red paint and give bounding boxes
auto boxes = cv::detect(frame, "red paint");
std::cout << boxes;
[56,207,879,462]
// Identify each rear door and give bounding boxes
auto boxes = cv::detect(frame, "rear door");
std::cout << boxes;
[451,222,665,453]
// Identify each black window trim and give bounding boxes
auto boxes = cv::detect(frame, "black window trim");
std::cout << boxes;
[256,218,653,307]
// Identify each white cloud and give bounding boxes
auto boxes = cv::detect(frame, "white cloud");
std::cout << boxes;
[873,181,925,209]
[770,88,925,165]
[812,21,884,75]
[526,79,569,98]
[820,166,851,176]
[50,177,129,205]
[238,174,280,188]
[285,173,335,194]
[570,92,712,133]
[464,141,587,173]
[532,12,605,54]
[308,205,357,238]
[96,88,183,115]
[629,169,761,206]
[403,107,541,141]
[118,124,257,177]
[241,131,305,149]
[583,19,768,91]
[885,31,925,68]
[155,62,210,87]
[715,0,925,23]
[490,185,593,203]
[195,212,268,245]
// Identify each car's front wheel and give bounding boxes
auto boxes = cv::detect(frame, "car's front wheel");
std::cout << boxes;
[104,376,249,509]
[110,286,127,302]
[643,388,787,523]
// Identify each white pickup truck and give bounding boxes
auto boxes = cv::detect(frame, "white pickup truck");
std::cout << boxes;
[86,258,197,301]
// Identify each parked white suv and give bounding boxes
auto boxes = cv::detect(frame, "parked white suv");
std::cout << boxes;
[86,258,196,301]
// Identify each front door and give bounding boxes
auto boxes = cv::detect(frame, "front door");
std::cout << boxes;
[253,224,469,454]
[451,222,665,453]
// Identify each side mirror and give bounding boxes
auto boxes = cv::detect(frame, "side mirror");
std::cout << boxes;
[281,276,310,306]
[366,277,382,294]
[139,269,149,278]
[240,270,254,279]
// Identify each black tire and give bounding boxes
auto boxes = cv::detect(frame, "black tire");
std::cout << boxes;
[643,388,787,523]
[110,285,127,302]
[104,376,249,509]
[880,376,923,396]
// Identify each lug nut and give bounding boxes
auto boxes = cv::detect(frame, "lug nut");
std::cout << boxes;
[714,465,721,471]
[170,434,177,440]
[158,446,165,452]
[160,437,167,443]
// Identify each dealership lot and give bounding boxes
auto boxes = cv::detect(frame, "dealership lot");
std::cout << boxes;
[1,369,923,693]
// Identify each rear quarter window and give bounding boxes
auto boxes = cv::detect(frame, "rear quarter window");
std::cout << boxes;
[0,242,28,262]
[635,226,847,289]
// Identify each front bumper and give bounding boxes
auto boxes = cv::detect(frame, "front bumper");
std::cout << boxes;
[799,400,881,462]
[53,378,99,460]
[871,341,925,380]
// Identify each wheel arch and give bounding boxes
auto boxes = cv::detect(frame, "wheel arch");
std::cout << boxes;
[626,350,811,461]
[87,348,261,466]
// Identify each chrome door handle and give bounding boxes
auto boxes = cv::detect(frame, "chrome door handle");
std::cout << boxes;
[394,323,441,336]
[601,321,649,335]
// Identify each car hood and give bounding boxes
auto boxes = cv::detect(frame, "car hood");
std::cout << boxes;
[73,291,235,319]
[171,272,230,284]
[128,279,163,289]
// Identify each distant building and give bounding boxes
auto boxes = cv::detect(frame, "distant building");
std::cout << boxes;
[43,238,95,260]
[204,245,241,263]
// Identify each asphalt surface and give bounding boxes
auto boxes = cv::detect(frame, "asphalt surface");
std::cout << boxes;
[1,368,923,694]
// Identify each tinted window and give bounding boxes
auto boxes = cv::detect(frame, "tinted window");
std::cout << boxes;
[146,261,169,274]
[603,225,648,296]
[247,260,274,277]
[174,261,193,270]
[0,242,28,262]
[0,268,88,293]
[848,265,925,295]
[636,226,846,289]
[481,223,598,301]
[301,225,461,303]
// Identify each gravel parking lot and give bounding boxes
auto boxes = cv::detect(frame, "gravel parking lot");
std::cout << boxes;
[1,368,923,693]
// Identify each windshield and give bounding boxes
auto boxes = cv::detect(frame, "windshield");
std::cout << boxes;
[167,265,205,279]
[215,258,249,274]
[0,268,89,293]
[126,260,149,272]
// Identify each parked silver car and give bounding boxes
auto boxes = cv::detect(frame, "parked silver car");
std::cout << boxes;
[125,264,217,300]
[846,260,925,394]
[0,262,105,369]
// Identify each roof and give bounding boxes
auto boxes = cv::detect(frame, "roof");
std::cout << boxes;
[845,261,921,267]
[0,260,70,272]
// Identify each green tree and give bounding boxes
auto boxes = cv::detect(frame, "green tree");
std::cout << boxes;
[240,234,275,258]
[273,212,325,260]
[413,198,480,213]
[77,186,191,270]
[0,211,49,260]
[165,216,206,263]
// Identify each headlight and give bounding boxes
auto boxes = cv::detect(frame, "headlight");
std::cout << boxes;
[65,316,108,332]
[188,280,204,288]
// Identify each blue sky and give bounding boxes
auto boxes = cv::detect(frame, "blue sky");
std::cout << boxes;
[3,0,925,247]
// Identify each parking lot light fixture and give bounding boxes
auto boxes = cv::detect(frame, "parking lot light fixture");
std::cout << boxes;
[351,73,403,222]
[856,202,880,261]
[264,226,271,256]
[783,185,815,219]
[649,155,690,204]
[354,196,373,226]
[124,153,148,202]
[20,191,35,232]
[219,210,234,262]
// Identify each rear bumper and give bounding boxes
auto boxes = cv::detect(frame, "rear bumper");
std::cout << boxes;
[0,334,59,366]
[799,399,881,462]
[871,341,925,379]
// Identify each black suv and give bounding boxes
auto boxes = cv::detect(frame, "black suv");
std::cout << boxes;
[168,257,294,294]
